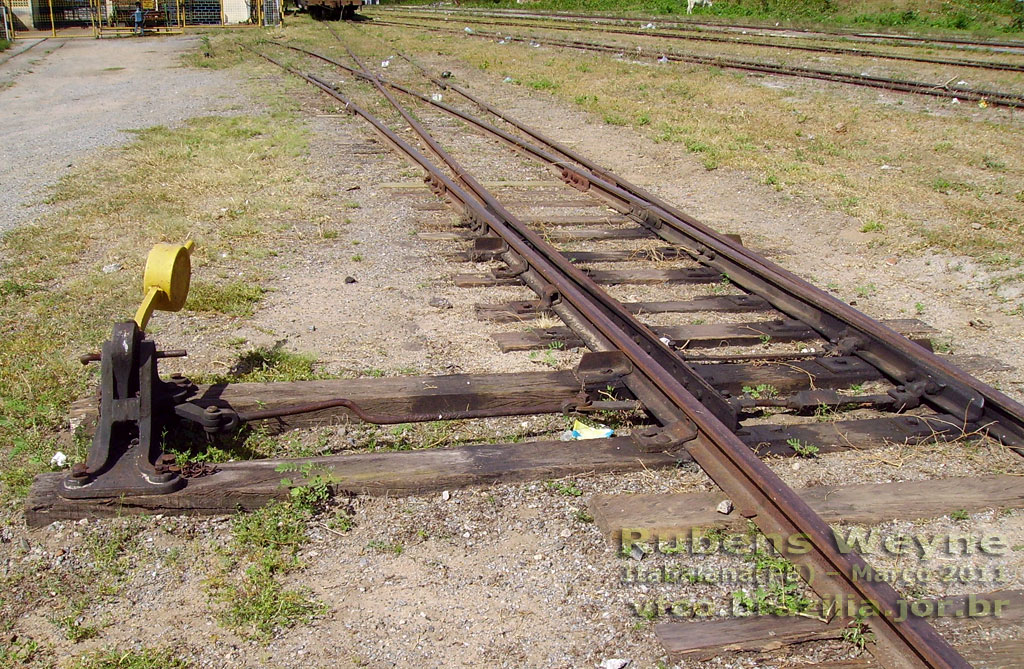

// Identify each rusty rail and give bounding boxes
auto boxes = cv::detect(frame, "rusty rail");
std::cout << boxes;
[252,44,974,667]
[280,40,1024,453]
[381,6,1024,53]
[376,10,1024,73]
[373,18,1024,108]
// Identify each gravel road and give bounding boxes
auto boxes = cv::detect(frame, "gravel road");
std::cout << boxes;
[0,35,245,234]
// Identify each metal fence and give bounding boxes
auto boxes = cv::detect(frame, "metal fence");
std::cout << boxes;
[93,0,184,36]
[2,0,279,36]
[2,0,15,41]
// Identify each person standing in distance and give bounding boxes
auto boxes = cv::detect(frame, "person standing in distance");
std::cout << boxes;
[133,2,144,36]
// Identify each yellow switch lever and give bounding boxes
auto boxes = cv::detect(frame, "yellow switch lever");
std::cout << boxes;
[133,239,195,332]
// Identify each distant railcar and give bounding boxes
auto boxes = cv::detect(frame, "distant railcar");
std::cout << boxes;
[297,0,361,21]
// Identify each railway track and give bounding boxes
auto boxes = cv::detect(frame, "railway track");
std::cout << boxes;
[29,27,1024,668]
[392,5,1024,54]
[256,38,1024,666]
[373,16,1024,108]
[376,8,1024,73]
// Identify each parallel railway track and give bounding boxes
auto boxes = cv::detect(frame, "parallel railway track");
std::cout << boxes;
[373,17,1024,108]
[392,5,1024,54]
[377,8,1024,73]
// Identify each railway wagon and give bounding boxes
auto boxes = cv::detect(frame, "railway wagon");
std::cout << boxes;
[298,0,360,20]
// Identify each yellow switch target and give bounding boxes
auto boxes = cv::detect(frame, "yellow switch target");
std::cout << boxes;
[134,240,195,332]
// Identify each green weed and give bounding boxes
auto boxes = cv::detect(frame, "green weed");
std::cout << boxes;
[367,540,404,555]
[529,341,564,367]
[787,437,820,458]
[209,500,324,640]
[842,616,876,652]
[70,647,189,669]
[545,480,583,497]
[742,384,778,400]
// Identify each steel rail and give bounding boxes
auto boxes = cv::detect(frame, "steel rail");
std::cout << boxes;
[283,39,1024,451]
[254,45,970,667]
[329,44,737,431]
[377,11,1024,73]
[374,18,1024,108]
[384,6,1024,52]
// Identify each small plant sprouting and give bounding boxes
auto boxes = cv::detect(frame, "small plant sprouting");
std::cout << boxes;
[710,276,732,295]
[574,509,594,523]
[854,283,876,298]
[367,540,404,555]
[529,341,564,368]
[742,384,778,400]
[276,462,338,513]
[842,614,876,652]
[545,480,583,497]
[786,438,820,458]
[813,403,837,423]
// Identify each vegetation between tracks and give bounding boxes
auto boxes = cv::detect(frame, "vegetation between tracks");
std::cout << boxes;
[445,0,1024,33]
[334,18,1023,313]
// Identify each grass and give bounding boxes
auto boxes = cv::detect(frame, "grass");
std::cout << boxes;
[463,0,1024,32]
[186,280,266,316]
[226,346,322,382]
[70,647,190,669]
[0,518,149,665]
[0,108,314,505]
[355,18,1023,277]
[545,479,584,497]
[207,499,326,640]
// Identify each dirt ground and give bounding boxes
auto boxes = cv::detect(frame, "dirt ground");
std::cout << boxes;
[0,36,248,234]
[2,22,1024,669]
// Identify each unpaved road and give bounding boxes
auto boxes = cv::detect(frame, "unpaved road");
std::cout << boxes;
[0,36,244,234]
